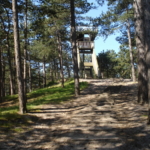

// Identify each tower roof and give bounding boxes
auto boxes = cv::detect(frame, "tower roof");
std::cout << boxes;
[76,26,98,33]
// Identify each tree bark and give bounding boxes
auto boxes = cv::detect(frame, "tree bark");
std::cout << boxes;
[0,46,2,102]
[0,10,15,95]
[49,62,54,82]
[12,0,27,114]
[146,52,150,124]
[66,57,71,78]
[53,59,57,80]
[13,56,17,94]
[57,32,64,88]
[133,0,148,104]
[38,62,41,88]
[70,0,80,96]
[2,50,5,98]
[144,1,150,124]
[43,57,46,88]
[28,52,32,92]
[126,20,136,82]
[23,0,28,99]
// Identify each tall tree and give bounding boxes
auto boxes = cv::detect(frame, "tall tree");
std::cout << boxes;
[144,1,150,124]
[57,30,64,88]
[99,1,136,82]
[23,0,28,100]
[0,7,15,95]
[125,19,136,82]
[133,0,148,104]
[12,0,27,114]
[70,0,80,96]
[0,46,2,102]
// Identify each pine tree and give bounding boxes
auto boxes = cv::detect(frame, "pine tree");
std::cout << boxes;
[144,0,150,124]
[133,0,148,104]
[12,0,27,114]
[99,0,136,82]
[70,0,80,96]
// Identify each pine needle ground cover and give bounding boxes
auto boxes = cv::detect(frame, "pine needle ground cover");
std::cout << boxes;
[0,80,88,132]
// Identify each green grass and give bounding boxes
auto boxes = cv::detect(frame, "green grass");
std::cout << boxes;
[0,113,39,133]
[3,94,18,102]
[27,80,88,109]
[0,80,88,132]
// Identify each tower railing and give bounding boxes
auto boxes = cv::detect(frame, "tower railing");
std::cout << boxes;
[78,41,94,49]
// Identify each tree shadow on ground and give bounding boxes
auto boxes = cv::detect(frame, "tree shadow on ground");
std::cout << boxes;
[0,81,150,150]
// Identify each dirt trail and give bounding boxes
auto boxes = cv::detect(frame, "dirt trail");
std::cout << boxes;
[1,79,150,150]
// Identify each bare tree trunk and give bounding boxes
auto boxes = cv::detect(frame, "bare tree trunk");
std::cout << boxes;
[12,0,27,114]
[13,56,17,94]
[57,33,64,88]
[56,62,59,80]
[146,52,150,124]
[134,0,148,104]
[144,1,150,124]
[43,57,46,88]
[0,10,15,95]
[70,0,80,96]
[126,20,136,82]
[38,62,41,88]
[6,40,14,95]
[49,62,54,82]
[53,59,57,80]
[0,46,2,102]
[66,61,71,78]
[28,55,32,92]
[65,51,71,78]
[23,0,28,99]
[2,51,5,98]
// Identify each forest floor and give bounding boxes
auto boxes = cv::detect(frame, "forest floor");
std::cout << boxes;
[0,79,150,150]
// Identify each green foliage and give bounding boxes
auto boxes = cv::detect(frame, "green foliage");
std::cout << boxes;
[116,47,131,78]
[116,45,137,78]
[98,45,137,79]
[98,50,118,78]
[97,0,134,39]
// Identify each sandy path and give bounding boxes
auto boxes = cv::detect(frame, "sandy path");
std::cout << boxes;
[0,79,150,150]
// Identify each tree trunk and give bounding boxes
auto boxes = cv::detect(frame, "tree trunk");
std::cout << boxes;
[12,0,27,114]
[49,62,54,82]
[133,0,148,104]
[57,33,64,88]
[144,1,150,124]
[70,0,80,96]
[23,0,28,99]
[13,56,17,94]
[53,59,57,80]
[56,62,59,80]
[66,59,71,78]
[28,52,32,92]
[0,11,15,95]
[7,46,15,95]
[2,51,5,98]
[43,57,46,88]
[0,46,2,102]
[126,20,136,82]
[38,62,41,88]
[146,52,150,124]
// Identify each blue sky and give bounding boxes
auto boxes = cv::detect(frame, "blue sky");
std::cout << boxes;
[83,1,120,55]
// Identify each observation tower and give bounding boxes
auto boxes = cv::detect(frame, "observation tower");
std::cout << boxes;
[76,26,99,78]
